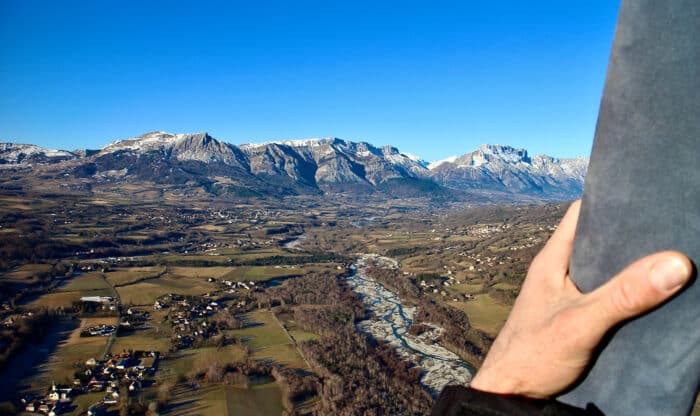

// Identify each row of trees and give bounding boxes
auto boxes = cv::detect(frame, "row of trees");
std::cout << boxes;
[258,270,350,307]
[297,305,433,415]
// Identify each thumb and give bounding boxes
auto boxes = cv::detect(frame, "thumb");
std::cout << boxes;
[583,251,693,332]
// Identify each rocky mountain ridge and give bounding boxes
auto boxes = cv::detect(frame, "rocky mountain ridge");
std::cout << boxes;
[429,144,587,196]
[0,143,78,165]
[0,132,588,201]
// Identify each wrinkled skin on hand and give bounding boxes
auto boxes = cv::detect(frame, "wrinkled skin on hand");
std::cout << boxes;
[470,200,693,399]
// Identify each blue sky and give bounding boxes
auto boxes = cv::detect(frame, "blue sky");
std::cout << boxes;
[0,1,619,161]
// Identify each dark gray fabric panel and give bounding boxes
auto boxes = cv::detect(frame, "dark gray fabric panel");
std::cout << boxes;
[560,0,700,415]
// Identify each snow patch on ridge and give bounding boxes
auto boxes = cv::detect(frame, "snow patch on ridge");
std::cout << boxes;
[428,155,458,170]
[0,143,75,165]
[240,138,336,149]
[101,131,189,153]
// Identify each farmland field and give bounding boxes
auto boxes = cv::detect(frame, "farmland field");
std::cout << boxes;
[1,263,53,282]
[169,266,236,279]
[277,311,320,343]
[116,276,215,305]
[223,266,301,282]
[449,295,512,336]
[56,272,111,292]
[227,310,308,369]
[162,382,284,416]
[163,346,248,380]
[105,266,166,286]
[229,311,292,349]
[111,327,172,354]
[0,189,578,415]
[26,291,82,308]
[66,391,114,416]
[25,317,117,390]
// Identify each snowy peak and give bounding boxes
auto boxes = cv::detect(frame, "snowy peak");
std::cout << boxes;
[100,131,188,153]
[477,143,526,156]
[428,156,458,170]
[0,142,77,166]
[402,152,427,165]
[450,144,530,169]
[429,144,546,171]
[98,131,248,167]
[240,137,341,150]
[1,133,588,201]
[428,144,588,198]
[530,155,588,182]
[240,137,429,186]
[474,144,530,163]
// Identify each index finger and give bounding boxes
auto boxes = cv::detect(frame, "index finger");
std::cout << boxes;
[533,200,582,275]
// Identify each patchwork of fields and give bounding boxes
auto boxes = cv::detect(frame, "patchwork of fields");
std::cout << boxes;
[0,193,596,415]
[2,244,322,415]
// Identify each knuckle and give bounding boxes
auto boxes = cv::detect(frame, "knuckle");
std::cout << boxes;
[550,307,580,331]
[610,280,641,314]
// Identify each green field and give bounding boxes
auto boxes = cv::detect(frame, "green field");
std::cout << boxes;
[227,311,307,369]
[218,248,302,261]
[159,254,233,263]
[448,282,484,294]
[287,329,319,343]
[111,328,172,354]
[229,311,291,349]
[277,311,320,343]
[59,391,113,416]
[255,344,307,368]
[490,282,520,291]
[1,263,53,283]
[226,384,284,416]
[111,310,172,353]
[163,382,283,416]
[164,346,248,379]
[449,294,512,336]
[127,309,305,414]
[57,272,111,292]
[170,266,236,279]
[27,291,82,309]
[116,276,214,305]
[25,317,117,389]
[105,266,166,286]
[224,266,300,282]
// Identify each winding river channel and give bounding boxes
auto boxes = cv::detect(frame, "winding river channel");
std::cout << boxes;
[346,254,473,396]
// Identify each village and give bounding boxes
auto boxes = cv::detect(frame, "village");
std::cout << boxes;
[20,350,159,416]
[155,293,227,350]
[10,284,250,415]
[0,187,583,416]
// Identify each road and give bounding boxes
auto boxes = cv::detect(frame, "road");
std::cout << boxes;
[100,272,121,357]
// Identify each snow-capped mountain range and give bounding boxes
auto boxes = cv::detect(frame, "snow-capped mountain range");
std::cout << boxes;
[0,131,588,200]
[0,142,77,165]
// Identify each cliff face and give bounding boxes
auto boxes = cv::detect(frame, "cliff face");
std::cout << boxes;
[428,144,587,198]
[1,133,587,201]
[0,143,77,165]
[240,138,429,188]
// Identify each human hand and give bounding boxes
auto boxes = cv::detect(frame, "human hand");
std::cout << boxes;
[469,200,693,399]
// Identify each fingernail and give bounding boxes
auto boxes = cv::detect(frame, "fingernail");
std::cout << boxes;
[650,257,691,292]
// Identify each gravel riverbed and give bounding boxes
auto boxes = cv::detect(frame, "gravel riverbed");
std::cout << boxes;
[347,254,473,396]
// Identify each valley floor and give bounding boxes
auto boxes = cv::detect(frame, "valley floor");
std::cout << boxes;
[0,190,598,415]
